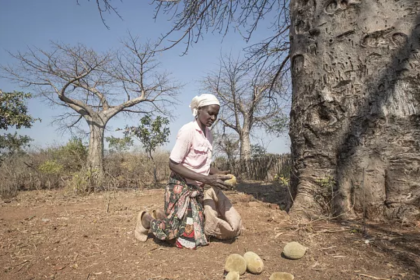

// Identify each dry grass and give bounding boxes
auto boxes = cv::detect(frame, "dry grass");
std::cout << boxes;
[0,142,291,199]
[0,145,171,198]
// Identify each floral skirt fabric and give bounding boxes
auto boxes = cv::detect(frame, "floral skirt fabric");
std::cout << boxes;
[150,173,208,248]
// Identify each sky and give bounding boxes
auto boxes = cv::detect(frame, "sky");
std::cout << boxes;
[0,0,291,154]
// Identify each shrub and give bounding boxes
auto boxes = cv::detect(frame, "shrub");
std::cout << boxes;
[50,137,87,171]
[38,160,63,174]
[0,140,171,197]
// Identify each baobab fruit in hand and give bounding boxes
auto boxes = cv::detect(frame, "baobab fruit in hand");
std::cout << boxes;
[224,174,237,187]
[224,254,247,275]
[269,272,295,280]
[225,271,240,280]
[243,251,264,274]
[282,241,307,260]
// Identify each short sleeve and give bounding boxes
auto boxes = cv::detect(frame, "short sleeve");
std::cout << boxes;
[169,125,193,163]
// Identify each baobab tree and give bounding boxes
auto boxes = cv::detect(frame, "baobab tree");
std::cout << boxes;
[289,0,420,221]
[212,130,240,172]
[1,36,181,182]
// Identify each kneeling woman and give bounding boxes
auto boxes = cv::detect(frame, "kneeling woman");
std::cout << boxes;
[135,94,241,249]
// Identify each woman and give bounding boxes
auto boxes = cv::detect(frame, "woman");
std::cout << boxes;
[134,94,241,249]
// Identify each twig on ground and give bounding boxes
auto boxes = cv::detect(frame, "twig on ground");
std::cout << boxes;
[16,260,30,272]
[314,228,350,234]
[358,273,390,280]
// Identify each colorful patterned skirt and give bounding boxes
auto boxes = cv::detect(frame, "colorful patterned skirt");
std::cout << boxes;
[150,173,208,249]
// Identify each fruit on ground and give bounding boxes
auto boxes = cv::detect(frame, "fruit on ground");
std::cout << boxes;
[225,271,240,280]
[269,272,295,280]
[243,251,264,274]
[224,254,247,275]
[282,241,307,260]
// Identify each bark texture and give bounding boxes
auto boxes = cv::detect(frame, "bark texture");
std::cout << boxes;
[86,116,107,174]
[289,0,420,221]
[240,129,251,161]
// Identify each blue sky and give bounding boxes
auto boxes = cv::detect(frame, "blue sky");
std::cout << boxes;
[0,0,290,154]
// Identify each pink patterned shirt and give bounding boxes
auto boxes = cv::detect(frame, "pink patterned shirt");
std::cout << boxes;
[169,121,213,186]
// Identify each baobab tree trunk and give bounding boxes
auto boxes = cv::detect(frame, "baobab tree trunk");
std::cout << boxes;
[86,117,107,184]
[240,130,252,178]
[289,0,420,222]
[240,130,252,161]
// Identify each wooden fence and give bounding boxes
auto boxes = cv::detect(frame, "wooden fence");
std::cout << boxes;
[214,154,291,181]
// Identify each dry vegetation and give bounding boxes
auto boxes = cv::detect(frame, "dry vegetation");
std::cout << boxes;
[0,140,172,198]
[0,140,289,199]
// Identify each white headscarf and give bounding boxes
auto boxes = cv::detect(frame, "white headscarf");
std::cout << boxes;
[189,94,220,117]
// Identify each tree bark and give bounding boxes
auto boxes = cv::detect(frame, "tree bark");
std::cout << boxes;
[289,0,420,221]
[149,150,158,185]
[239,129,252,178]
[240,130,251,161]
[86,116,107,183]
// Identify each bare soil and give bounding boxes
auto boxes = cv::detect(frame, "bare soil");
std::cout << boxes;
[1,182,419,280]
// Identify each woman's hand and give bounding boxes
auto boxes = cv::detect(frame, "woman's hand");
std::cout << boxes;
[204,174,233,190]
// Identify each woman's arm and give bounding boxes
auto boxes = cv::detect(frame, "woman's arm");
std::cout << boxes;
[169,160,231,190]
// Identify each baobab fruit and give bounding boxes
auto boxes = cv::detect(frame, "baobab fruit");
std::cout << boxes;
[225,271,240,280]
[224,174,237,187]
[243,251,264,274]
[224,254,247,275]
[282,241,307,260]
[269,272,294,280]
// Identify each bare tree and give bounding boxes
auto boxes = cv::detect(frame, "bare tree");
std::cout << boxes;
[76,0,123,29]
[1,37,181,182]
[212,129,240,172]
[204,55,289,162]
[88,0,290,83]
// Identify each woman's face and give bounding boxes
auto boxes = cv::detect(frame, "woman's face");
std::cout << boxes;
[197,104,220,127]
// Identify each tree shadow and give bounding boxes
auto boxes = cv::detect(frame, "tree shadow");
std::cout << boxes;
[328,9,420,276]
[333,7,420,219]
[345,220,420,276]
[235,180,292,210]
[207,236,238,244]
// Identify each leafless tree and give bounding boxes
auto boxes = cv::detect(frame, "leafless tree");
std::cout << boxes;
[1,36,181,182]
[212,128,240,172]
[76,0,123,29]
[87,0,290,87]
[152,0,291,94]
[204,55,289,162]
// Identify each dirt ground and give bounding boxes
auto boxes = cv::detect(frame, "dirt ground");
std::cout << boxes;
[1,182,419,280]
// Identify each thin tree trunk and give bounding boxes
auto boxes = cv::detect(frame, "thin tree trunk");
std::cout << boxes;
[240,130,251,161]
[86,117,107,187]
[240,130,251,178]
[149,150,158,185]
[289,0,420,221]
